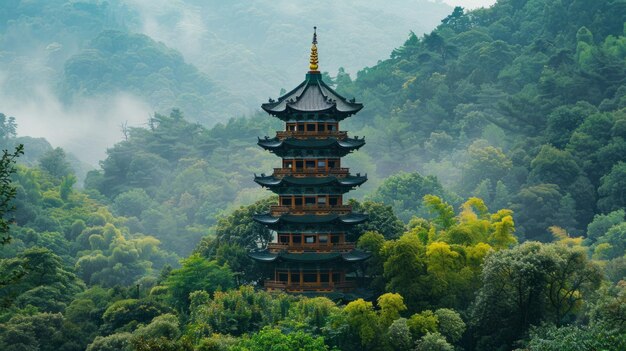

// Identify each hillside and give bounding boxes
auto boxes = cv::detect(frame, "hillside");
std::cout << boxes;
[336,0,626,240]
[1,1,626,351]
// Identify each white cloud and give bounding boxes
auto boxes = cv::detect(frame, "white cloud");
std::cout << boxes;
[0,72,152,166]
[441,0,497,9]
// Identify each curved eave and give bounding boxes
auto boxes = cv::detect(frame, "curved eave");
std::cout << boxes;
[257,137,365,151]
[249,250,279,262]
[249,249,371,263]
[264,105,363,119]
[341,249,371,262]
[253,175,368,188]
[261,73,363,117]
[253,213,368,226]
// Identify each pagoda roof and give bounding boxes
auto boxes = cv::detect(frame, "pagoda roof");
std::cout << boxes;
[257,136,365,153]
[249,248,370,263]
[261,72,362,117]
[254,174,367,188]
[253,212,367,226]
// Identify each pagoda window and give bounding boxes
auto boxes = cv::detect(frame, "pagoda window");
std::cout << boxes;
[320,273,329,283]
[331,235,340,244]
[304,235,316,243]
[329,197,338,206]
[317,160,326,168]
[287,123,296,131]
[295,198,303,206]
[281,197,292,206]
[305,197,316,206]
[305,160,315,169]
[284,160,293,168]
[297,124,305,131]
[292,272,301,283]
[293,235,302,244]
[317,196,327,205]
[295,160,303,169]
[319,234,328,243]
[303,273,317,283]
[318,124,326,132]
[328,124,337,131]
[328,159,337,168]
[306,123,316,132]
[332,272,341,283]
[278,272,288,282]
[279,235,289,243]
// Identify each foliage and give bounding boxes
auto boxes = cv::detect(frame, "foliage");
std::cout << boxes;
[163,254,234,312]
[0,144,23,245]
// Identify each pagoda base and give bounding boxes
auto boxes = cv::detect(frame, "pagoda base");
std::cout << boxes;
[264,280,356,293]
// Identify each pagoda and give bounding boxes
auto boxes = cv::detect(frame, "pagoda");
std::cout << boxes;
[250,28,370,294]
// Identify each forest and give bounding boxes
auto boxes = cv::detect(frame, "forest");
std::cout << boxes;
[1,0,626,350]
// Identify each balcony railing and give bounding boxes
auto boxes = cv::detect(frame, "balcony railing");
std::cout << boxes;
[276,130,348,139]
[270,205,352,216]
[272,167,350,177]
[264,280,356,291]
[267,242,356,252]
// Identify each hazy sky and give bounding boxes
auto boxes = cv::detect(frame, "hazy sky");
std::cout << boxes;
[442,0,497,9]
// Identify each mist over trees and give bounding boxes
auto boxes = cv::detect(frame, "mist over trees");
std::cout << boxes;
[1,0,626,350]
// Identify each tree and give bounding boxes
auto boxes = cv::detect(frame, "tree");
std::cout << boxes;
[86,333,133,351]
[232,327,329,351]
[0,313,64,351]
[340,299,380,350]
[0,113,17,148]
[348,200,405,240]
[38,147,72,179]
[113,188,154,218]
[528,145,581,189]
[387,318,413,351]
[598,162,626,212]
[471,242,602,349]
[382,233,430,311]
[415,332,454,351]
[0,144,23,245]
[164,254,234,312]
[434,308,466,343]
[377,293,407,328]
[369,172,459,222]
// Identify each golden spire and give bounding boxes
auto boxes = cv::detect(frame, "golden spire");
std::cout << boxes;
[309,26,319,72]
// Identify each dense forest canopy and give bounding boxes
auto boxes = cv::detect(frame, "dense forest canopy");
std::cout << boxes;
[1,0,626,350]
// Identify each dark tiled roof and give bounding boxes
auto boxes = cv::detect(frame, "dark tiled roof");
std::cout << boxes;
[248,249,370,263]
[254,174,367,188]
[253,213,368,226]
[262,72,362,116]
[257,137,365,151]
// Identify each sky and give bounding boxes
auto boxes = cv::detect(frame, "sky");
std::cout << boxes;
[442,0,497,9]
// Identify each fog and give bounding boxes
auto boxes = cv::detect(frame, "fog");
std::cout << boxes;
[0,71,152,166]
[443,0,497,9]
[2,0,462,167]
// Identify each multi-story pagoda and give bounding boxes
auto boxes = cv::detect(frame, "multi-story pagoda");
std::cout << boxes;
[250,28,370,294]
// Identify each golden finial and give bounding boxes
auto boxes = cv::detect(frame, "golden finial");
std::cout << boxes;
[309,26,319,72]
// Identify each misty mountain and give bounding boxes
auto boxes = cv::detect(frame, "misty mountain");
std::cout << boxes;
[125,0,454,106]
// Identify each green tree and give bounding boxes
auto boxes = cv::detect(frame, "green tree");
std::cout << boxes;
[598,162,626,212]
[0,144,23,245]
[369,172,459,222]
[471,242,602,349]
[38,147,72,179]
[232,327,329,351]
[164,254,234,312]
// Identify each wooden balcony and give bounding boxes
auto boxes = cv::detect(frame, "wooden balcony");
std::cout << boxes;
[276,130,348,139]
[267,242,356,252]
[272,167,350,178]
[270,205,352,216]
[264,280,356,292]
